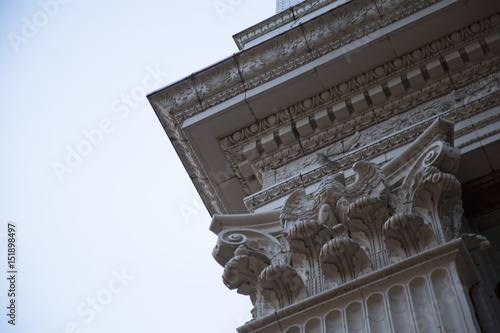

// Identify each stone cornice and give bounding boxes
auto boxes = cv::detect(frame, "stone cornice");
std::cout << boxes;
[147,0,500,216]
[222,18,499,149]
[233,7,296,51]
[219,22,500,208]
[150,0,449,124]
[243,83,500,211]
[225,17,500,146]
[233,0,347,50]
[253,54,500,172]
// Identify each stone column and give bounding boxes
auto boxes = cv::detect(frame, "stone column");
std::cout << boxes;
[211,119,491,332]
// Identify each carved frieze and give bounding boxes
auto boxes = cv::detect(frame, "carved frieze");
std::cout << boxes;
[302,0,380,50]
[193,57,243,103]
[154,4,500,126]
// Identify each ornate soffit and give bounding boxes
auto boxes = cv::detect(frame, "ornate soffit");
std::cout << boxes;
[148,0,500,215]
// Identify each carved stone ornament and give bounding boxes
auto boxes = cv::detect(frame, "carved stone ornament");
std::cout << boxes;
[210,118,490,319]
[218,17,500,209]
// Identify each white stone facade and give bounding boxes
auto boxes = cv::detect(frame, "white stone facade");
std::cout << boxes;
[148,0,500,331]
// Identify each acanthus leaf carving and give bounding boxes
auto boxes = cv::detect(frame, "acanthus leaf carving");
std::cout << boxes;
[383,213,438,264]
[287,221,331,295]
[212,119,490,320]
[347,196,390,269]
[412,167,463,244]
[320,236,373,289]
[258,264,308,317]
[223,254,268,295]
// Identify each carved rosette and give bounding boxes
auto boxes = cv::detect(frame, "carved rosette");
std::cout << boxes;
[212,119,490,319]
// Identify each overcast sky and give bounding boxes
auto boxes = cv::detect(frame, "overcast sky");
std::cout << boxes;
[0,1,276,332]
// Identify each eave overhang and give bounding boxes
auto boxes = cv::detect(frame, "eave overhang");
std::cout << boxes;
[147,0,500,216]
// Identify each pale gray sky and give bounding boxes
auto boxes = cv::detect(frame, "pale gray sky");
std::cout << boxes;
[0,1,275,332]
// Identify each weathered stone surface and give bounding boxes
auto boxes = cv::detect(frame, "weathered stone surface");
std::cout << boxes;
[211,119,488,328]
[148,0,500,331]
